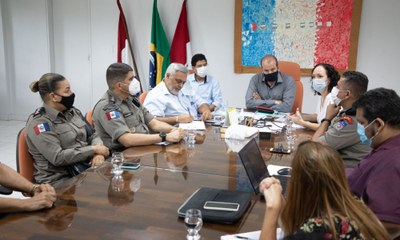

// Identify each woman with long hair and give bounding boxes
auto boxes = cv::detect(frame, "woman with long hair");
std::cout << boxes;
[289,63,340,130]
[259,141,390,239]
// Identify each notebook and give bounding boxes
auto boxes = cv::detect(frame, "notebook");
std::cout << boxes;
[177,187,252,224]
[238,138,290,195]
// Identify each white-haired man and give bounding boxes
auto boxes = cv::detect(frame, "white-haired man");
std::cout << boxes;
[144,63,212,125]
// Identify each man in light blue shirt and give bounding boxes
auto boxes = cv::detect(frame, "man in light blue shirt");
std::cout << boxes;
[144,63,212,125]
[186,54,223,112]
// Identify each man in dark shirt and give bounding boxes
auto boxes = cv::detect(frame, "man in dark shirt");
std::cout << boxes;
[348,88,400,239]
[245,54,296,112]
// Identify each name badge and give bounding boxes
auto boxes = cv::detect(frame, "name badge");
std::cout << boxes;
[124,112,133,118]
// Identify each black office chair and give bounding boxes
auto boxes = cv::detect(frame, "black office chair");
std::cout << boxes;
[0,185,13,195]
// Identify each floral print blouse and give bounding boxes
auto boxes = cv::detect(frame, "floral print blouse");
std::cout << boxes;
[284,216,364,239]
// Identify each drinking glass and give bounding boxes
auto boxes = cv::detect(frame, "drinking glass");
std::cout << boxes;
[285,114,293,129]
[184,209,202,240]
[286,132,297,151]
[111,175,124,192]
[111,152,124,175]
[186,126,196,147]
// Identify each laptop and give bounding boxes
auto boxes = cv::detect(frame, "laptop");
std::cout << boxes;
[238,138,290,195]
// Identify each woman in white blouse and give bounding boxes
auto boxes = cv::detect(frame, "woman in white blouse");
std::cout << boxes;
[289,63,340,130]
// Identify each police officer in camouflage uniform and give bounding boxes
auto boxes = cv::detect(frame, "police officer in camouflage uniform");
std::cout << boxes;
[26,73,109,186]
[92,63,184,151]
[312,71,371,167]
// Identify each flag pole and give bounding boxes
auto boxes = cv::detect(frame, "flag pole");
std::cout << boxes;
[116,0,142,93]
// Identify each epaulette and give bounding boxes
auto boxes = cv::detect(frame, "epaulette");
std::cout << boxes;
[33,107,45,118]
[102,102,120,111]
[131,97,141,108]
[102,93,121,111]
[73,107,82,117]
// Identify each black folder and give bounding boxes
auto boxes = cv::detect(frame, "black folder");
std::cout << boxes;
[177,187,252,224]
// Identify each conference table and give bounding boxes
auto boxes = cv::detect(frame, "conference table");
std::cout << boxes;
[0,124,313,240]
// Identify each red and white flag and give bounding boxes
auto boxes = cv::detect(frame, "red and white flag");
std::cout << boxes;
[170,0,191,67]
[116,0,142,91]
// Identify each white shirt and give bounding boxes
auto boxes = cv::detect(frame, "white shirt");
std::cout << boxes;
[186,74,223,110]
[143,81,207,117]
[316,92,332,123]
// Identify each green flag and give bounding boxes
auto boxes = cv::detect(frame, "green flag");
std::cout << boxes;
[149,0,170,88]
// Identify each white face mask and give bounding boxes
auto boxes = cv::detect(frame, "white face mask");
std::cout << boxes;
[129,78,141,96]
[312,78,327,94]
[330,86,342,106]
[196,66,208,78]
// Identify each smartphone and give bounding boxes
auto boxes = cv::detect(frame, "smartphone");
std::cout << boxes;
[120,162,141,170]
[256,105,275,114]
[269,147,291,154]
[203,201,240,212]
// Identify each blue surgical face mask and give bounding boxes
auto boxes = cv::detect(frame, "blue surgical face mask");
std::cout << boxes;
[357,119,376,145]
[312,78,327,94]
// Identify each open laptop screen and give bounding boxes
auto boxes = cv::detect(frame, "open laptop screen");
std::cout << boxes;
[238,138,269,194]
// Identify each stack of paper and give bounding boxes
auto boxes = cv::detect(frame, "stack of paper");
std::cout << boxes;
[179,121,206,130]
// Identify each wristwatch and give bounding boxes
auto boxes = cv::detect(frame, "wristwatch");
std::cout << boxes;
[159,132,167,142]
[321,118,332,125]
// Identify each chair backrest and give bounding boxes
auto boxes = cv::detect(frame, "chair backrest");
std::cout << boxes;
[138,91,149,104]
[278,61,303,113]
[85,109,94,126]
[16,128,34,182]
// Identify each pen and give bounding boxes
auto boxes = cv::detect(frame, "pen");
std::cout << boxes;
[235,235,254,240]
[235,236,248,239]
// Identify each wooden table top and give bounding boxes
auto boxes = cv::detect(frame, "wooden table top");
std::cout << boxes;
[0,125,313,240]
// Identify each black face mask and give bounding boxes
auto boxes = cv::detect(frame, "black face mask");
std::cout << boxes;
[264,71,278,82]
[59,93,75,110]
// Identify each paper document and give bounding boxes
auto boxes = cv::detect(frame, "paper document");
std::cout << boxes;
[268,164,291,176]
[220,228,284,240]
[179,121,206,130]
[225,125,259,140]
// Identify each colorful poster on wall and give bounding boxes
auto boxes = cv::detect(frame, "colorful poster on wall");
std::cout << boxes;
[235,0,362,74]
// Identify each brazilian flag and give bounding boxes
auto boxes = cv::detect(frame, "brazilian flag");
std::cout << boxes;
[149,0,170,89]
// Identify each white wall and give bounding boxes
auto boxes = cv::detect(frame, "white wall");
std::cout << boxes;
[1,0,400,120]
[1,0,52,120]
[0,0,10,118]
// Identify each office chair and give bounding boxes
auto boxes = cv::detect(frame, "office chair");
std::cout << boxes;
[278,61,303,113]
[16,128,34,183]
[85,109,94,127]
[138,91,149,104]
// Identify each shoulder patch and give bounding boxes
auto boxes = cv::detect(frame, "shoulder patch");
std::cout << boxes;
[33,122,50,135]
[105,111,120,120]
[335,122,343,129]
[339,116,353,124]
[334,120,348,130]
